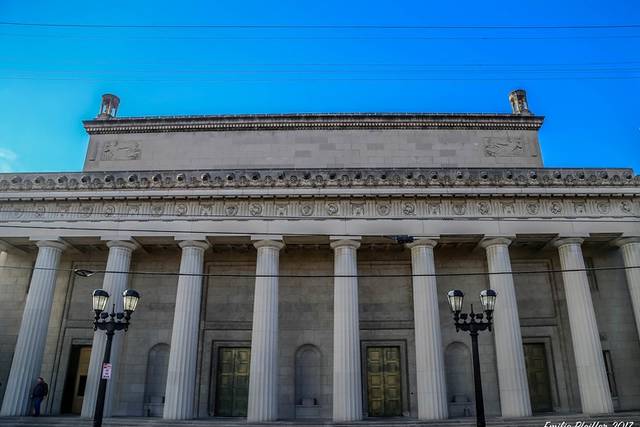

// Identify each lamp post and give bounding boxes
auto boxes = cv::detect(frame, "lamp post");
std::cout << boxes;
[446,289,497,427]
[91,288,140,427]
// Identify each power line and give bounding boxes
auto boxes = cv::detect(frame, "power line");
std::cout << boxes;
[2,75,640,83]
[1,21,639,30]
[3,32,640,41]
[1,263,638,279]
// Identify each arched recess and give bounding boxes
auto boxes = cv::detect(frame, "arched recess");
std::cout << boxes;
[445,341,475,418]
[144,343,170,417]
[294,344,322,418]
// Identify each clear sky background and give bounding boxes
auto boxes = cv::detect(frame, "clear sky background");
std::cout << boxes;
[0,0,638,173]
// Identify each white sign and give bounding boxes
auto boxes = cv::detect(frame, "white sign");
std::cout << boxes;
[101,363,112,380]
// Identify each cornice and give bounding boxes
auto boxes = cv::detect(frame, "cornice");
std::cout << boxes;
[82,112,544,134]
[0,168,637,195]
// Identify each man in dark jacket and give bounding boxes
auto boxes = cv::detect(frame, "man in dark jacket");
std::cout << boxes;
[31,377,48,416]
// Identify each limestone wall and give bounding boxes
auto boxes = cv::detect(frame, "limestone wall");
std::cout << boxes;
[83,129,543,171]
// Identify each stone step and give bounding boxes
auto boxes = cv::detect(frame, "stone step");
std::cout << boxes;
[1,412,638,427]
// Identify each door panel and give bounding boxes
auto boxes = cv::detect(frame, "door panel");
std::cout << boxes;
[215,347,250,417]
[524,343,553,413]
[366,346,402,417]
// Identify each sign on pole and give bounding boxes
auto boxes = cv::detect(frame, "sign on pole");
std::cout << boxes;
[101,363,112,380]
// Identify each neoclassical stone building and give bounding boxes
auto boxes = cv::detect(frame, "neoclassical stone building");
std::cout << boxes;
[0,91,639,422]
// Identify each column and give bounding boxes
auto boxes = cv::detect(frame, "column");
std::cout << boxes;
[163,240,209,420]
[615,237,640,342]
[0,240,65,416]
[331,239,362,422]
[555,238,613,414]
[81,240,137,418]
[407,239,448,420]
[481,238,532,417]
[247,239,284,422]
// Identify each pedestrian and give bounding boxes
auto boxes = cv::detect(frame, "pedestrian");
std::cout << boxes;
[31,377,48,416]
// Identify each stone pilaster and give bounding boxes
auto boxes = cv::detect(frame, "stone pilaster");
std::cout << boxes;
[555,238,613,414]
[331,239,362,422]
[247,239,284,422]
[81,240,137,418]
[481,237,532,417]
[407,239,448,420]
[0,240,65,416]
[615,237,640,342]
[163,240,209,420]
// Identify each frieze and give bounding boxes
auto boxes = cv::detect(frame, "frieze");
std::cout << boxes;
[0,168,638,194]
[0,196,637,223]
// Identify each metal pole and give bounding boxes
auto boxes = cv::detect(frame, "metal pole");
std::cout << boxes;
[470,330,486,427]
[93,330,114,427]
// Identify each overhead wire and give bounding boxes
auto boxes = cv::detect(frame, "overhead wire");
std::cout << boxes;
[0,263,638,279]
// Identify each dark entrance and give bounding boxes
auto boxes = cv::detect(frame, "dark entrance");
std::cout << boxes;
[61,345,92,414]
[366,346,402,417]
[215,347,250,417]
[524,343,553,413]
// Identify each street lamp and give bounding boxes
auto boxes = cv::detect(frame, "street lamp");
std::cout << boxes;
[446,289,497,427]
[91,288,140,427]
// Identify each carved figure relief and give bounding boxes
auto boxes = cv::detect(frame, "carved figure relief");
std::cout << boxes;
[452,202,466,215]
[224,205,238,216]
[175,204,188,216]
[377,203,390,216]
[199,204,214,216]
[483,137,525,157]
[326,202,339,216]
[402,202,416,216]
[103,205,116,217]
[300,203,314,216]
[351,202,365,216]
[101,141,141,161]
[550,202,563,215]
[526,202,540,215]
[150,204,164,216]
[573,201,586,215]
[249,203,263,216]
[501,202,515,215]
[596,201,610,214]
[274,203,288,216]
[477,201,491,215]
[621,200,632,213]
[428,203,441,215]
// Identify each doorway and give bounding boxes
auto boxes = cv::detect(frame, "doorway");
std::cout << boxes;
[60,345,92,414]
[365,346,402,417]
[214,347,250,417]
[524,343,553,413]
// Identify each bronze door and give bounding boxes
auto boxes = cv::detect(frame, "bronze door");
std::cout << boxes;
[366,346,402,417]
[215,347,250,417]
[524,343,553,413]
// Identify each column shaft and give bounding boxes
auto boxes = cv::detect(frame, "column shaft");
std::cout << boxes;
[616,238,640,342]
[1,241,64,416]
[247,240,284,422]
[163,240,208,420]
[556,238,613,414]
[331,239,362,422]
[482,238,532,417]
[408,240,448,420]
[81,240,136,418]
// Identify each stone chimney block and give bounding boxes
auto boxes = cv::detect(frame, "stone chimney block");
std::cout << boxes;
[97,94,120,120]
[509,89,532,115]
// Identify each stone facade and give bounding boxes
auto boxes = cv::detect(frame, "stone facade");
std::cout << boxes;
[0,92,639,422]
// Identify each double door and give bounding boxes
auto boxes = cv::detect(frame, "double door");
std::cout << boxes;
[366,346,402,417]
[214,347,250,417]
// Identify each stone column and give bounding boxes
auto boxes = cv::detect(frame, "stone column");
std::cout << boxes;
[481,238,532,417]
[0,240,65,416]
[555,238,613,414]
[407,239,448,420]
[615,237,640,342]
[331,239,362,422]
[163,240,209,420]
[81,240,137,418]
[247,239,284,422]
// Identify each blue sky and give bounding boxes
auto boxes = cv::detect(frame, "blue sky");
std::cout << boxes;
[0,0,638,173]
